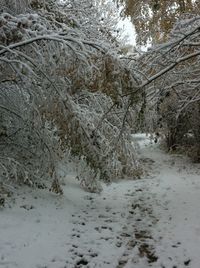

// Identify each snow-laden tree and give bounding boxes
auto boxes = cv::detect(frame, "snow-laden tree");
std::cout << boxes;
[0,0,141,194]
[116,0,200,45]
[125,14,200,160]
[0,0,30,14]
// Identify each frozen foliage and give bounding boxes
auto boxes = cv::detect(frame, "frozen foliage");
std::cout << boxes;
[129,15,200,159]
[0,0,141,193]
[0,0,30,14]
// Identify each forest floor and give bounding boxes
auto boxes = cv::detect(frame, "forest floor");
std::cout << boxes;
[1,134,200,268]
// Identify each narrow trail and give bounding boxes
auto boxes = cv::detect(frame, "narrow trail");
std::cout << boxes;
[0,134,200,268]
[136,134,200,268]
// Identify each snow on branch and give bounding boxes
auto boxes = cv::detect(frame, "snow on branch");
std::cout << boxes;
[0,0,141,194]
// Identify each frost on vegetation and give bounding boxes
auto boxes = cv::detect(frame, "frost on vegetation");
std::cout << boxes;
[132,15,200,160]
[0,0,141,194]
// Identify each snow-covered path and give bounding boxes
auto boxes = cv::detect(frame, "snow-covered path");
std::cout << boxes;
[139,135,200,268]
[1,134,200,268]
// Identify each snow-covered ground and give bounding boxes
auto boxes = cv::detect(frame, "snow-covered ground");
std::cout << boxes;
[1,134,200,268]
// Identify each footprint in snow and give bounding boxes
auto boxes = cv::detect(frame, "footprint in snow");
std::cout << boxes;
[75,258,89,267]
[84,195,93,200]
[82,210,88,214]
[104,219,114,223]
[71,234,81,238]
[101,225,113,231]
[72,222,86,226]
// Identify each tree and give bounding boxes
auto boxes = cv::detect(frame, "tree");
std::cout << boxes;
[0,0,30,14]
[0,0,142,195]
[125,14,200,159]
[116,0,200,45]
